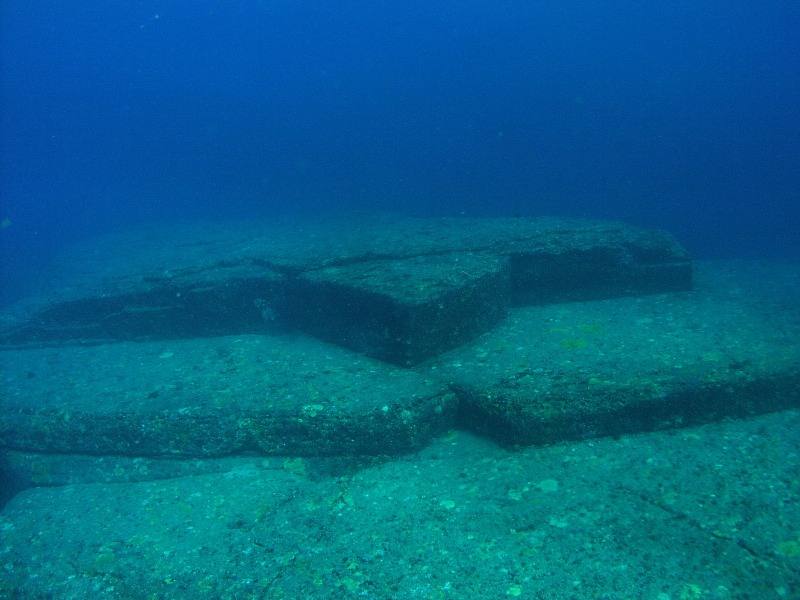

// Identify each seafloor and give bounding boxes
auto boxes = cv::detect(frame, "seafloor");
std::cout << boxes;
[0,217,798,599]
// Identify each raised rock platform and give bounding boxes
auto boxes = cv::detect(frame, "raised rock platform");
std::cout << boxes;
[0,216,691,365]
[1,260,797,469]
[2,411,798,598]
[428,261,800,445]
[1,216,799,597]
[0,334,454,457]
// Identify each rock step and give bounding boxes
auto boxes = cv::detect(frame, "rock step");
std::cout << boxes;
[0,334,456,457]
[2,412,798,598]
[426,260,800,445]
[1,261,797,464]
[0,217,690,365]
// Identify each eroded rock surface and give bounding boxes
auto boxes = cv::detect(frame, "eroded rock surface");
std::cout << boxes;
[0,217,691,365]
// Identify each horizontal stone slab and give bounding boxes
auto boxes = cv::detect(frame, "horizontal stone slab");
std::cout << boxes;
[0,450,375,493]
[0,334,456,457]
[280,253,510,365]
[3,262,284,344]
[2,411,797,598]
[0,217,690,364]
[0,260,791,467]
[424,260,800,445]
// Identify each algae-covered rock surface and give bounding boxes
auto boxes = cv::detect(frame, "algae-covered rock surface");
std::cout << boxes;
[0,217,690,365]
[1,410,797,599]
[427,261,800,444]
[0,334,455,457]
[0,216,797,598]
[0,260,797,465]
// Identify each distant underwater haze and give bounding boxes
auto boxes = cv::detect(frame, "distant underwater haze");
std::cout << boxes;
[2,3,800,598]
[1,1,800,304]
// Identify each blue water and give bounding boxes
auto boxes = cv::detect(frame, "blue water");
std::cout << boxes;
[3,5,800,597]
[2,1,799,302]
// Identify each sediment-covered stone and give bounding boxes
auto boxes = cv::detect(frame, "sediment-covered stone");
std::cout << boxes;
[425,261,800,444]
[2,412,797,598]
[0,217,691,364]
[280,252,510,365]
[0,450,377,489]
[0,334,455,457]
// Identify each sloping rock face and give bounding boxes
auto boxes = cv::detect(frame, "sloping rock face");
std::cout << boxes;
[0,217,690,365]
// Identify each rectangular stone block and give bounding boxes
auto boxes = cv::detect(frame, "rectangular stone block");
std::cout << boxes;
[0,334,456,457]
[0,217,692,365]
[424,261,800,445]
[279,253,510,365]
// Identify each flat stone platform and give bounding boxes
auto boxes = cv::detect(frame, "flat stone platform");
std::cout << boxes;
[1,215,797,598]
[0,216,691,365]
[428,260,800,445]
[423,263,800,444]
[2,410,798,598]
[0,334,455,457]
[1,260,797,468]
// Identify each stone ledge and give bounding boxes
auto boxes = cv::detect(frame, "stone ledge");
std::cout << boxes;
[425,261,800,445]
[0,334,456,457]
[1,261,796,464]
[0,217,691,365]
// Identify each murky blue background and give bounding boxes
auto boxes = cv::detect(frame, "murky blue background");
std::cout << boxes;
[2,1,798,303]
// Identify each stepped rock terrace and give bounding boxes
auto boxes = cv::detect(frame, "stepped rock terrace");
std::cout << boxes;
[2,217,799,597]
[0,216,691,364]
[1,218,798,463]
